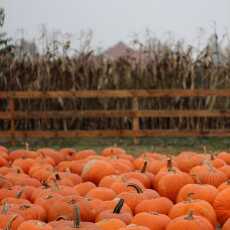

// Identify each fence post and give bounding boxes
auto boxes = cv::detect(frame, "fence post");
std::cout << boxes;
[8,97,15,145]
[132,96,140,144]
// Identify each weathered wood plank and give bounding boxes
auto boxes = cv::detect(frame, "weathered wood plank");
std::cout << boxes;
[1,110,230,119]
[0,130,230,138]
[1,89,230,98]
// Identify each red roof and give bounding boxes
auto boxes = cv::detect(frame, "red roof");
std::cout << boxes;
[103,42,136,59]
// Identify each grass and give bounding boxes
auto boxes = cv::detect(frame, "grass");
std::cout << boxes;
[1,137,230,155]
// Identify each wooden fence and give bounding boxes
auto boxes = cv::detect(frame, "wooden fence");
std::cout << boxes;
[1,89,230,143]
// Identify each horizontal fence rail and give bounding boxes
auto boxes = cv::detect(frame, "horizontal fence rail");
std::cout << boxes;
[1,89,230,98]
[1,89,230,143]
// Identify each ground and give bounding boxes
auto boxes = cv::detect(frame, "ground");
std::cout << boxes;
[1,137,230,155]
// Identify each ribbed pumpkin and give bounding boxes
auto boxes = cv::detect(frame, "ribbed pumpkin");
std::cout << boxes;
[169,197,217,227]
[135,197,173,215]
[213,187,230,224]
[190,163,227,187]
[166,212,214,230]
[222,218,230,230]
[176,183,218,204]
[131,212,170,230]
[156,169,193,202]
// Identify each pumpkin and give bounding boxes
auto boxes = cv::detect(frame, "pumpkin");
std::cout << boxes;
[96,199,132,216]
[217,152,230,165]
[81,160,115,185]
[169,197,217,227]
[49,206,100,230]
[119,224,150,230]
[86,187,116,201]
[96,218,126,230]
[219,165,230,179]
[0,203,25,230]
[135,197,173,215]
[59,148,77,161]
[131,212,170,230]
[166,211,214,230]
[101,147,126,157]
[213,187,230,224]
[176,183,218,204]
[74,182,96,196]
[190,163,227,187]
[222,218,230,230]
[74,149,97,160]
[95,199,133,224]
[117,184,159,212]
[209,154,226,168]
[0,157,8,167]
[175,151,204,173]
[156,170,193,202]
[217,180,230,192]
[17,220,53,230]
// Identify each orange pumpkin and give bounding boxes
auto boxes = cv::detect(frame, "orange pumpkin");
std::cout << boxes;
[217,152,230,164]
[18,220,53,230]
[131,212,170,230]
[135,197,173,215]
[177,183,218,204]
[223,218,230,230]
[96,218,126,230]
[190,164,227,187]
[166,211,214,230]
[213,187,230,224]
[95,199,133,224]
[81,159,115,185]
[169,197,217,227]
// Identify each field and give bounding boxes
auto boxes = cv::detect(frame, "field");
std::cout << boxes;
[0,142,230,229]
[1,137,230,155]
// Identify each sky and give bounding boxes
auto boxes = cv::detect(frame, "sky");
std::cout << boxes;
[1,0,230,49]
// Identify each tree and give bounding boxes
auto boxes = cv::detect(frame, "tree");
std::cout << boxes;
[0,8,14,55]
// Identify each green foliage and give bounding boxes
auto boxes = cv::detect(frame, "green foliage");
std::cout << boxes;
[0,8,14,55]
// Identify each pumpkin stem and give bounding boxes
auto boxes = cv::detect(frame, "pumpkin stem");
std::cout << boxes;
[203,145,207,154]
[127,183,143,193]
[16,190,23,198]
[184,211,194,220]
[141,161,148,173]
[210,154,215,160]
[167,158,174,172]
[55,173,61,180]
[1,202,9,214]
[73,206,81,228]
[113,199,124,214]
[3,214,18,230]
[25,142,29,151]
[186,192,194,202]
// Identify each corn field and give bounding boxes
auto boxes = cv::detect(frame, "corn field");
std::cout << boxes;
[1,38,230,132]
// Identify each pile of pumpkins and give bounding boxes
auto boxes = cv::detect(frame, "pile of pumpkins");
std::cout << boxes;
[0,145,230,230]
